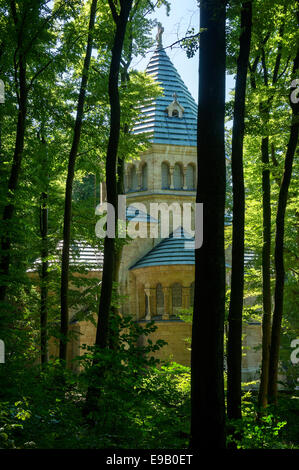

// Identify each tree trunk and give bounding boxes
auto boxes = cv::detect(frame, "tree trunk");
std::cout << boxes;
[190,0,226,450]
[59,0,98,361]
[257,14,287,409]
[268,51,299,403]
[40,189,48,365]
[83,0,133,418]
[227,1,252,421]
[257,51,273,409]
[257,133,272,409]
[0,53,27,305]
[108,154,125,351]
[94,0,133,351]
[109,65,131,350]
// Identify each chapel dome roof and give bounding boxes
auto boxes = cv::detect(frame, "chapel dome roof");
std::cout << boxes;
[133,37,198,147]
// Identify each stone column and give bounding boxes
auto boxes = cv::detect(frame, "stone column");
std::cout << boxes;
[162,286,171,320]
[183,165,187,190]
[169,166,174,190]
[151,287,157,316]
[135,282,141,321]
[137,169,142,191]
[144,286,151,320]
[182,286,190,309]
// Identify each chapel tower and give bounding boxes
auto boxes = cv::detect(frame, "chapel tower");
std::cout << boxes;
[118,25,198,365]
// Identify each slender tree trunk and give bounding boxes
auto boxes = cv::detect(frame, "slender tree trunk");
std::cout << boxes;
[59,0,98,361]
[268,52,299,403]
[0,53,27,305]
[40,189,48,365]
[190,0,226,450]
[94,0,133,351]
[84,1,133,417]
[36,132,49,365]
[109,66,131,350]
[108,154,125,351]
[257,51,273,409]
[227,1,252,422]
[257,133,272,409]
[257,14,287,408]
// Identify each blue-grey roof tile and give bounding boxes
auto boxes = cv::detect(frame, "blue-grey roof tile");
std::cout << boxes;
[126,205,158,223]
[130,227,195,269]
[133,46,197,146]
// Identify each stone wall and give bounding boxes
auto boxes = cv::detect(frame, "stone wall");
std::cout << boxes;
[138,320,192,366]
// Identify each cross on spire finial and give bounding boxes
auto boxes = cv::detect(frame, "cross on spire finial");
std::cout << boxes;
[156,22,164,47]
[173,92,178,102]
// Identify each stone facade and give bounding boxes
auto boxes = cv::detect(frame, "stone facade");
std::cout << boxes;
[48,36,264,384]
[52,140,262,382]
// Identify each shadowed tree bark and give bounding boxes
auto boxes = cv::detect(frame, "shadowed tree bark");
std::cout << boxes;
[39,133,49,365]
[108,32,133,351]
[227,1,252,422]
[93,0,133,351]
[268,49,299,404]
[83,0,133,417]
[0,0,65,312]
[0,2,27,306]
[190,0,227,450]
[258,14,287,408]
[40,188,48,365]
[59,0,98,361]
[257,127,272,409]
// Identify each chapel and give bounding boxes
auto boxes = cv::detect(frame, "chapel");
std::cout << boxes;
[50,26,263,382]
[101,26,261,376]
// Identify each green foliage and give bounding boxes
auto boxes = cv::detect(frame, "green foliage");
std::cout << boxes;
[227,392,289,449]
[0,0,298,451]
[0,315,191,449]
[180,28,200,59]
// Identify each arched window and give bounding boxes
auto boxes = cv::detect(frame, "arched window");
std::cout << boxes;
[172,109,179,117]
[141,163,147,190]
[190,282,195,308]
[186,164,195,190]
[172,282,182,315]
[156,283,164,316]
[127,165,136,191]
[161,162,170,189]
[173,163,183,190]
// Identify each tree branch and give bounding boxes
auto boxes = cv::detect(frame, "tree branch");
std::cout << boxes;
[27,59,53,91]
[108,0,119,24]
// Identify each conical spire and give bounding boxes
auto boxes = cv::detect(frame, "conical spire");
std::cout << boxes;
[133,25,197,147]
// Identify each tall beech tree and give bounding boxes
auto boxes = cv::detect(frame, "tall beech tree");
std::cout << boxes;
[253,2,292,408]
[227,0,252,421]
[0,1,28,304]
[268,50,299,403]
[83,0,133,417]
[190,0,227,450]
[39,132,49,365]
[94,0,133,352]
[59,0,98,361]
[0,0,66,321]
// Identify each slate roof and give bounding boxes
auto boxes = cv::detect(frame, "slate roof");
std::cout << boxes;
[56,241,104,268]
[28,241,104,272]
[126,205,158,223]
[129,225,234,271]
[133,45,198,146]
[29,207,156,272]
[130,227,195,270]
